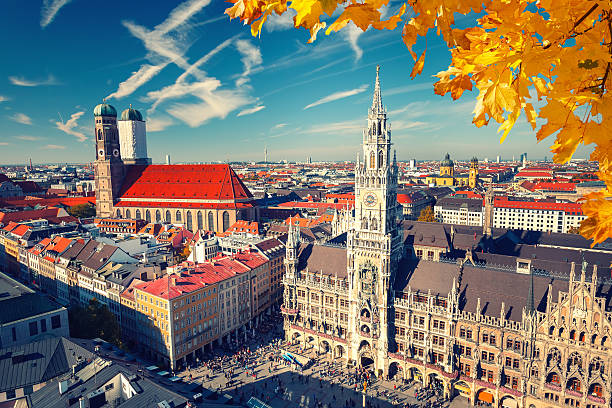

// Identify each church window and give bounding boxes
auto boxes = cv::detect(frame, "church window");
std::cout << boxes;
[116,209,121,217]
[378,150,383,167]
[126,209,131,219]
[186,212,192,231]
[568,352,582,370]
[97,130,103,140]
[155,210,161,223]
[165,210,171,222]
[370,151,375,168]
[197,211,203,230]
[176,211,181,222]
[362,217,368,230]
[222,211,230,232]
[208,212,214,231]
[145,210,151,222]
[371,217,378,231]
[135,209,141,219]
[579,332,586,343]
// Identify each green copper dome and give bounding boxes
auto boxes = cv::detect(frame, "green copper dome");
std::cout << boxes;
[441,153,454,167]
[93,102,117,117]
[121,107,143,121]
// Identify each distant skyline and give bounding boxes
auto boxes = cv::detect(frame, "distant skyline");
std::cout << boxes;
[0,0,595,165]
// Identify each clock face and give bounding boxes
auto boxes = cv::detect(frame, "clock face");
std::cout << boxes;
[98,149,104,159]
[364,192,377,207]
[113,149,120,157]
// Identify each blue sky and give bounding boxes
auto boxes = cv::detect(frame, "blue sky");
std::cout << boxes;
[0,0,593,165]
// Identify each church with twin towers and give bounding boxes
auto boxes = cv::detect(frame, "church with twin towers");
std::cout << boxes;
[281,66,612,408]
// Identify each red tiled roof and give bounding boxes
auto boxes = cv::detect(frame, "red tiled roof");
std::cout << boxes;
[232,251,267,269]
[114,200,253,209]
[118,164,253,203]
[0,196,94,208]
[12,224,32,237]
[515,171,553,178]
[0,207,67,224]
[277,201,352,210]
[136,274,209,300]
[494,197,583,214]
[533,182,576,191]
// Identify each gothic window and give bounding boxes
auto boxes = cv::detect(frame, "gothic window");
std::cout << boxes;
[222,211,229,232]
[208,211,214,231]
[547,348,561,367]
[547,372,560,385]
[165,210,171,222]
[186,212,192,230]
[197,211,203,230]
[145,210,151,222]
[601,336,608,347]
[590,357,604,375]
[135,209,141,219]
[155,210,161,223]
[378,150,384,167]
[362,217,368,230]
[371,217,378,231]
[589,383,603,397]
[97,130,103,140]
[549,326,555,336]
[567,378,581,392]
[176,211,181,222]
[531,366,539,377]
[579,332,586,342]
[591,334,598,344]
[570,330,576,340]
[116,209,121,217]
[370,151,375,168]
[126,209,131,219]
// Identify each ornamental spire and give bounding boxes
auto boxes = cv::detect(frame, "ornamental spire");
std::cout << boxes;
[371,65,383,114]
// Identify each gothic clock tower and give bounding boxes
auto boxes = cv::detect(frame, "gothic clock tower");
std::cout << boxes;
[93,102,125,218]
[347,66,403,374]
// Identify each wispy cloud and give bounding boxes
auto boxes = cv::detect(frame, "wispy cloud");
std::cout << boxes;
[107,64,168,100]
[15,135,42,141]
[9,74,58,87]
[56,111,87,142]
[272,123,287,129]
[42,144,66,150]
[304,84,368,110]
[147,116,174,132]
[237,105,265,117]
[235,39,262,87]
[9,113,32,125]
[0,96,9,103]
[0,142,9,146]
[304,119,363,135]
[264,9,296,32]
[41,0,72,28]
[342,23,363,61]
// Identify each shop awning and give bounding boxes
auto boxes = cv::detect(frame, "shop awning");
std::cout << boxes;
[478,391,494,403]
[455,384,471,394]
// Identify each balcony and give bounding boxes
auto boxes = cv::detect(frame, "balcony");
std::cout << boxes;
[280,306,298,315]
[360,315,371,323]
[544,383,562,392]
[587,395,605,404]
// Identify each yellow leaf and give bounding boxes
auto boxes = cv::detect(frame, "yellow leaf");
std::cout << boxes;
[372,3,406,31]
[524,102,537,130]
[326,3,380,34]
[410,50,425,78]
[402,22,418,60]
[497,107,520,143]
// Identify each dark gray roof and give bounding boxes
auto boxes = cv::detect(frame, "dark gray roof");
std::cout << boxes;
[0,337,93,393]
[82,242,118,271]
[435,197,483,211]
[28,359,188,408]
[402,221,450,249]
[297,243,347,278]
[0,272,64,325]
[394,259,459,296]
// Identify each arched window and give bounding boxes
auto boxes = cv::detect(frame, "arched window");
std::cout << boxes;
[155,210,161,223]
[197,211,203,230]
[590,357,605,375]
[531,366,539,377]
[579,332,586,342]
[547,348,561,367]
[567,378,581,392]
[126,209,131,219]
[549,326,555,336]
[175,210,181,222]
[145,210,151,222]
[466,328,472,340]
[165,210,171,223]
[589,383,603,397]
[135,209,141,219]
[97,129,103,140]
[222,211,230,232]
[208,211,214,231]
[568,352,582,370]
[362,217,369,230]
[116,209,121,217]
[370,217,378,231]
[570,330,576,340]
[186,212,192,231]
[378,150,384,167]
[370,151,375,168]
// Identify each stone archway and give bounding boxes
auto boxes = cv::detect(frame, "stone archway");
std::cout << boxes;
[476,388,495,406]
[319,340,331,355]
[360,353,374,368]
[334,344,345,359]
[428,373,445,396]
[500,395,518,408]
[389,362,403,380]
[409,367,424,384]
[454,381,471,399]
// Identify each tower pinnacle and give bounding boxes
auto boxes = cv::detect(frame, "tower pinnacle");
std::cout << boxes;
[371,65,383,114]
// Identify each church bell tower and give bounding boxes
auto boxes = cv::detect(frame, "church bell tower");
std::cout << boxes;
[94,102,125,218]
[347,66,403,374]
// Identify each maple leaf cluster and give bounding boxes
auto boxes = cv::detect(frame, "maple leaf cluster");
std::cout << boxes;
[225,0,612,245]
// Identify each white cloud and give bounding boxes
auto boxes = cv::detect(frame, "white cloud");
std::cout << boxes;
[304,84,368,110]
[56,111,87,142]
[42,144,65,150]
[264,10,296,32]
[107,64,168,100]
[9,113,32,125]
[0,96,8,103]
[272,123,287,129]
[9,74,58,87]
[304,119,363,135]
[237,105,265,117]
[0,142,9,146]
[41,0,72,28]
[342,23,363,61]
[147,116,174,132]
[15,135,42,141]
[235,39,262,87]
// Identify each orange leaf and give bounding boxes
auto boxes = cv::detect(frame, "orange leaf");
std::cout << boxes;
[410,50,425,79]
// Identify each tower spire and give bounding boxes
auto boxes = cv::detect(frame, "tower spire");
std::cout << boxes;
[371,65,383,114]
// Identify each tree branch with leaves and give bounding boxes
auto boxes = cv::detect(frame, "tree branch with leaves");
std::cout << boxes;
[226,0,612,245]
